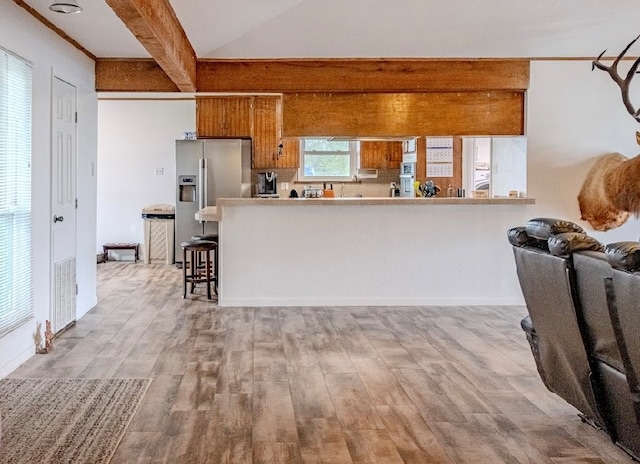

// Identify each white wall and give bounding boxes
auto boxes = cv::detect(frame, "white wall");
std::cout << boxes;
[97,98,196,258]
[0,2,97,376]
[527,61,640,243]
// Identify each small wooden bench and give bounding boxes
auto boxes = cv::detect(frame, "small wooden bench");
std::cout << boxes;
[103,243,139,262]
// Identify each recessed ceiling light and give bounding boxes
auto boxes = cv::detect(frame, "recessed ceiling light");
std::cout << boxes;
[49,0,82,14]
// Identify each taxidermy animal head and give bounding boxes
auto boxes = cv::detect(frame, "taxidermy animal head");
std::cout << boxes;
[578,34,640,231]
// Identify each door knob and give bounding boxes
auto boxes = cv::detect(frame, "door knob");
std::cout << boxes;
[53,215,64,223]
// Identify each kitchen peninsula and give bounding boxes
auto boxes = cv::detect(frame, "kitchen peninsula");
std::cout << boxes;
[203,197,534,307]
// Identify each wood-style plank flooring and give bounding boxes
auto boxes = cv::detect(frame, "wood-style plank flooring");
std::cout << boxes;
[9,262,633,463]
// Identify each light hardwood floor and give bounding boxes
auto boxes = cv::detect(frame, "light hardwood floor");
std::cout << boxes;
[10,262,634,463]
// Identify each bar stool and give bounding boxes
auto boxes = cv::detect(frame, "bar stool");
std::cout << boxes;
[181,239,218,299]
[190,234,219,292]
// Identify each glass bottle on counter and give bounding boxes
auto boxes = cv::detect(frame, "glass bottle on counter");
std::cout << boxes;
[447,184,454,197]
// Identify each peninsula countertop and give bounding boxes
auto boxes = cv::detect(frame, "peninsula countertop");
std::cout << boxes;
[197,197,534,222]
[195,206,218,222]
[217,196,534,207]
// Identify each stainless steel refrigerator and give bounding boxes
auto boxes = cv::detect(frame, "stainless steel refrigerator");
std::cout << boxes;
[175,139,251,264]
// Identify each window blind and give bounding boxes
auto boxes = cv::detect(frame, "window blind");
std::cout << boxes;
[0,47,33,336]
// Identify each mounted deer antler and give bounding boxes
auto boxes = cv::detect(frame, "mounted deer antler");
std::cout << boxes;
[578,34,640,231]
[592,34,640,123]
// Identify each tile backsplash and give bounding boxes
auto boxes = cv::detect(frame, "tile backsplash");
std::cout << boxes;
[252,168,402,198]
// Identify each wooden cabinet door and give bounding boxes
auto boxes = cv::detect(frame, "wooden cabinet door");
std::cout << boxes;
[386,142,404,169]
[360,141,403,169]
[197,96,253,137]
[252,96,279,169]
[278,138,300,169]
[252,97,300,169]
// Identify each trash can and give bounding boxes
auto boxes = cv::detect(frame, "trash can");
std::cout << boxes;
[141,204,175,265]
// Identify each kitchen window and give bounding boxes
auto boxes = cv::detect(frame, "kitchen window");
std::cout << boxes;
[0,47,33,336]
[298,139,359,181]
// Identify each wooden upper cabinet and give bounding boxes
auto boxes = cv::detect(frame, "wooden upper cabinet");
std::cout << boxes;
[252,96,299,169]
[278,138,300,169]
[359,141,403,169]
[196,96,253,137]
[197,95,299,169]
[252,96,280,169]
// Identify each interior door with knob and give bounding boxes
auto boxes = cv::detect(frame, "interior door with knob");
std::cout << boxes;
[51,76,77,333]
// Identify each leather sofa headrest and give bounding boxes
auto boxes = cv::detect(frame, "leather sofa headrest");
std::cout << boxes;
[525,217,584,240]
[507,227,538,247]
[548,232,604,257]
[605,241,640,271]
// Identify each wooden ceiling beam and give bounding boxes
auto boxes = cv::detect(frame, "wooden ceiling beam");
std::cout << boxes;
[196,59,530,93]
[95,59,179,92]
[95,58,529,93]
[105,0,196,92]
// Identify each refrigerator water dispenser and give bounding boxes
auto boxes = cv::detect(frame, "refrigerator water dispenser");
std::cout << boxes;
[178,175,197,202]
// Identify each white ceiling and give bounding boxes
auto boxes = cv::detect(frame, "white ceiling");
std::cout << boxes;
[21,0,640,59]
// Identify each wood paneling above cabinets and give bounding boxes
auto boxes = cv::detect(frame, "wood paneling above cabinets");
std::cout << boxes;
[282,92,525,138]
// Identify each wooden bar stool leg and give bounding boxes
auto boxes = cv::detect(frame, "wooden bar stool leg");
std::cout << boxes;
[182,247,188,298]
[213,246,219,295]
[190,250,197,294]
[205,249,212,300]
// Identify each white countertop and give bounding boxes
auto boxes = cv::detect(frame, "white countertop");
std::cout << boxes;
[197,196,534,222]
[217,196,534,207]
[195,206,218,222]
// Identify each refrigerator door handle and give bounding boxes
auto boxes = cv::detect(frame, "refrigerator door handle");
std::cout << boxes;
[199,158,206,211]
[204,158,209,207]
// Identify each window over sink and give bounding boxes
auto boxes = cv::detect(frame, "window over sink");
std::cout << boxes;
[298,139,359,181]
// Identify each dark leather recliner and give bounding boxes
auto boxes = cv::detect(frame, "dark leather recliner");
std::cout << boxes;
[508,218,640,460]
[604,242,640,435]
[508,219,606,429]
[572,248,640,456]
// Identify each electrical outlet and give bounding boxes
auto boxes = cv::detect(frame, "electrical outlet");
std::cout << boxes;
[281,182,289,190]
[155,167,164,176]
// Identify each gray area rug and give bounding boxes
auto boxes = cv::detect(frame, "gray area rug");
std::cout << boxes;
[0,378,150,464]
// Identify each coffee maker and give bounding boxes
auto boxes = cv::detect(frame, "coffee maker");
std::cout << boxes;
[256,171,278,197]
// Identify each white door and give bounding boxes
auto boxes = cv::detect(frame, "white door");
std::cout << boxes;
[51,76,77,333]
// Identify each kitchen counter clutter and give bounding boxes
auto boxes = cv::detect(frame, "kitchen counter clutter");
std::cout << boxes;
[210,197,535,307]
